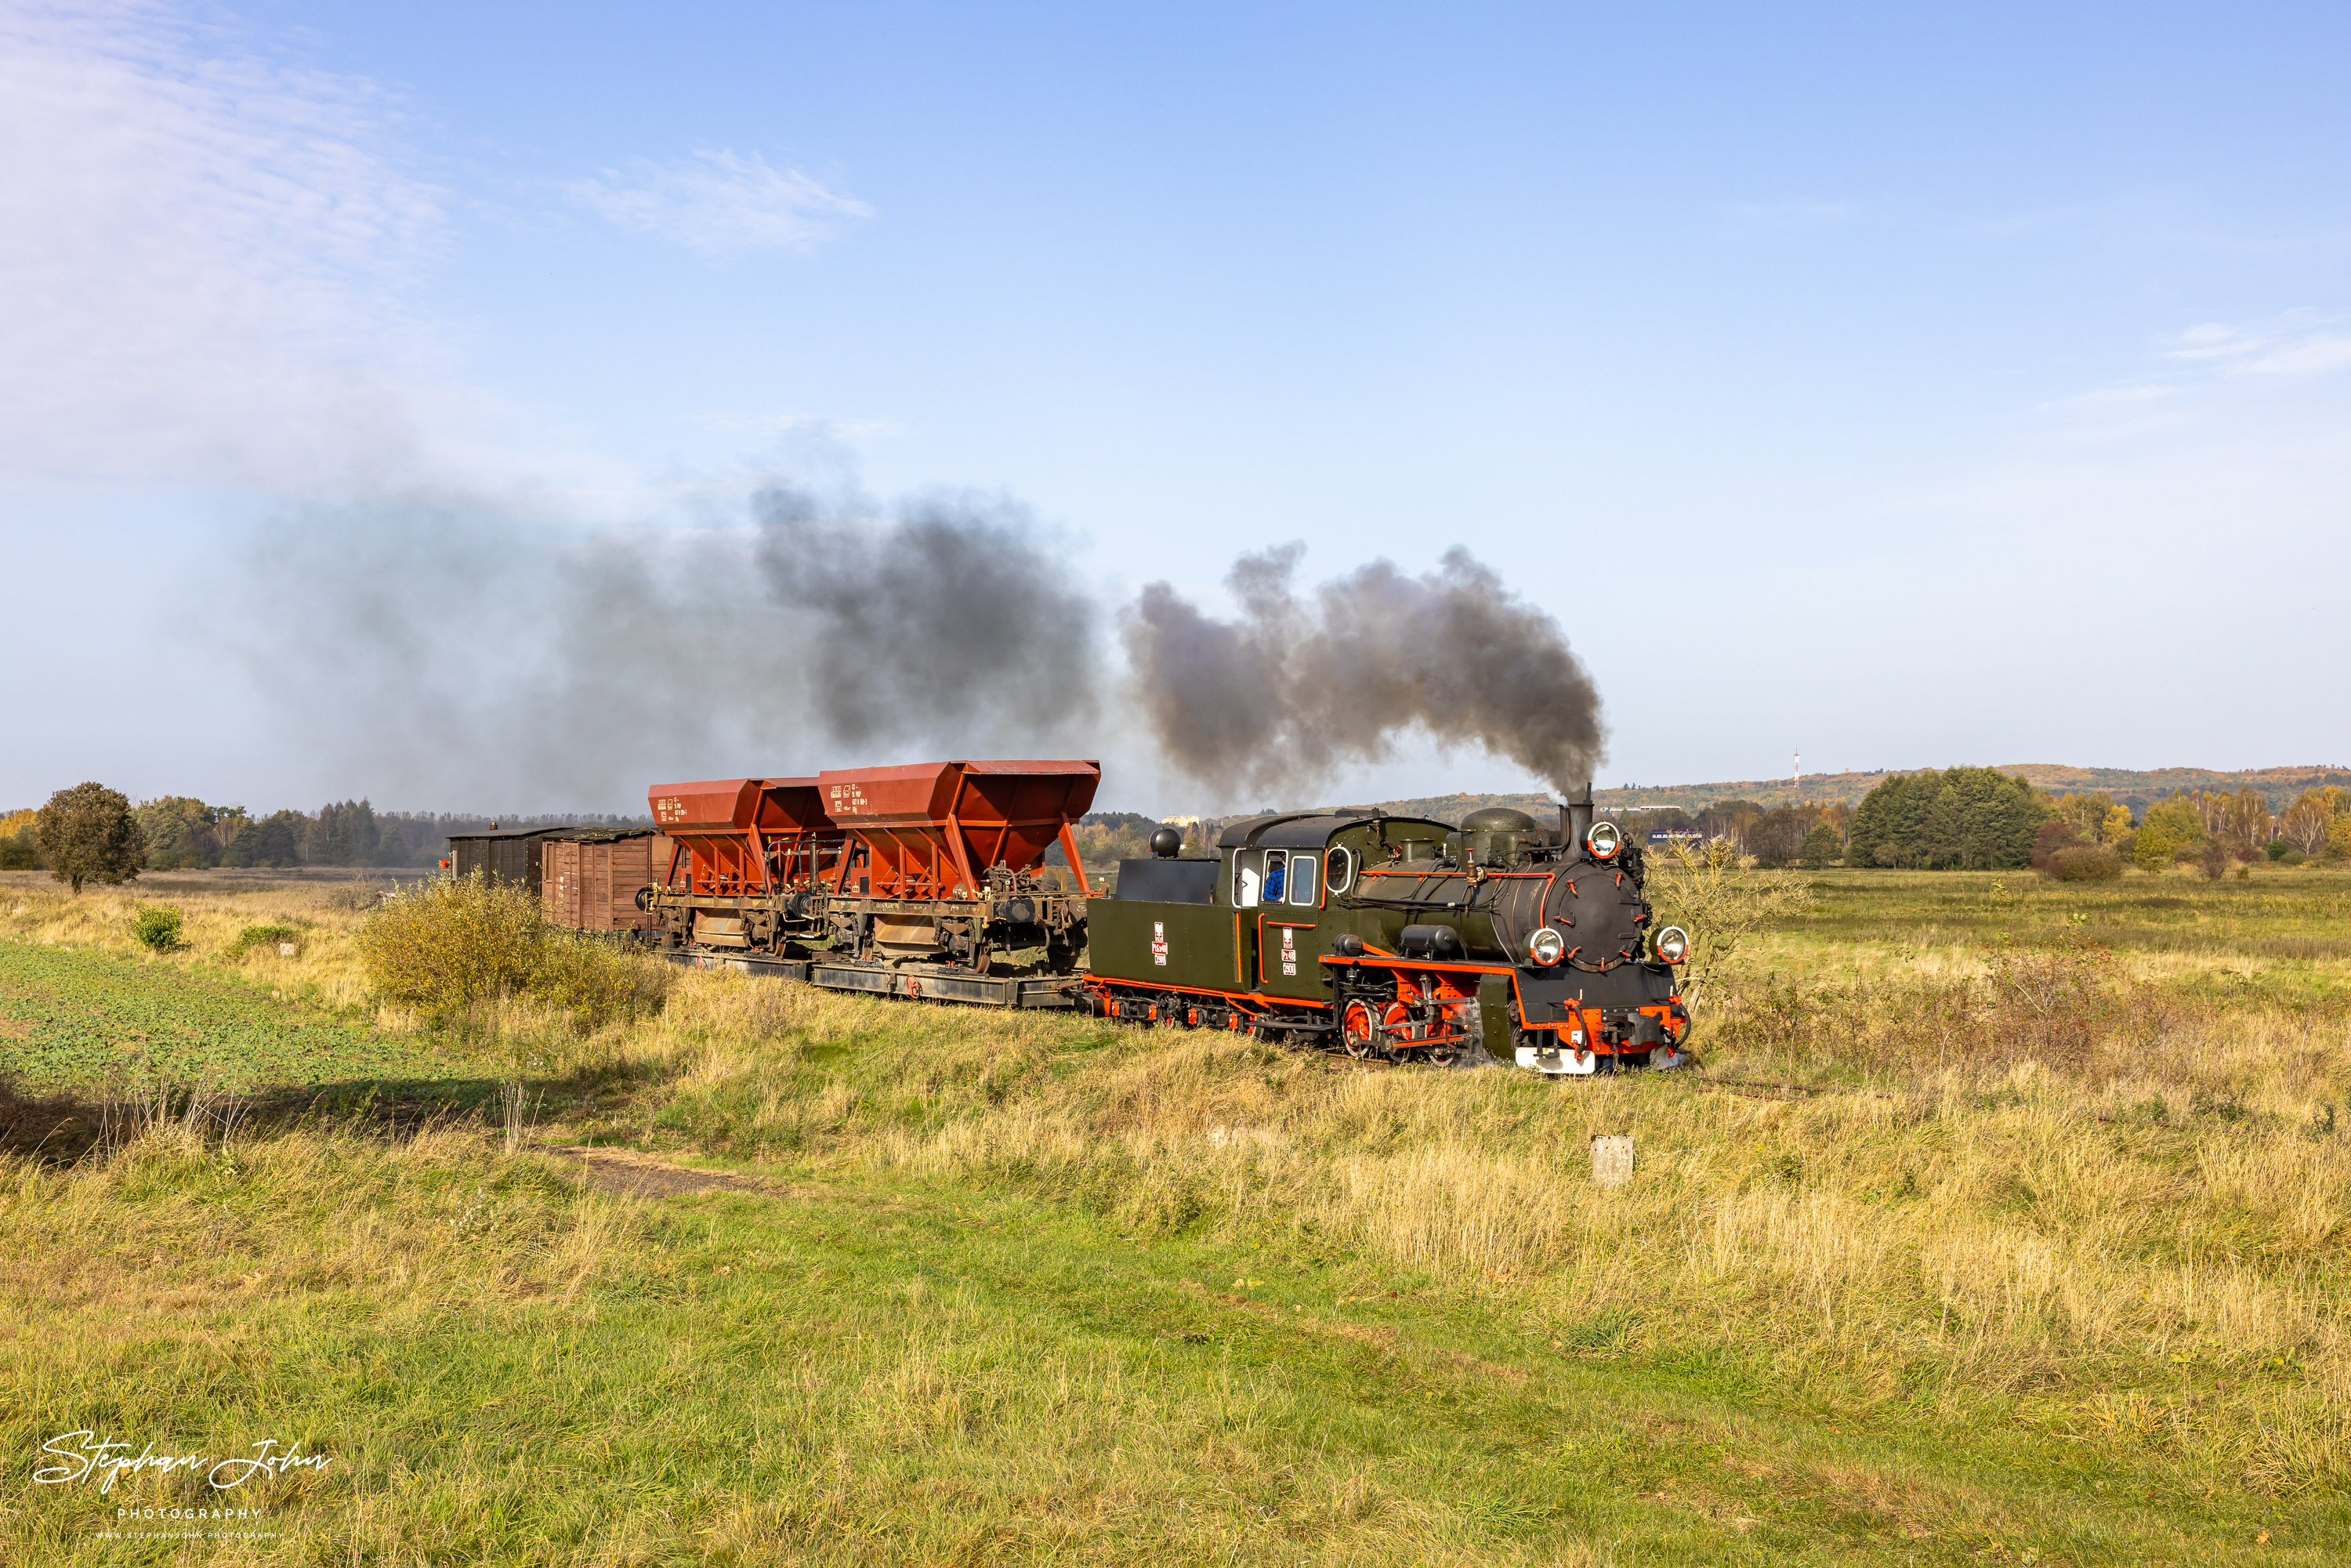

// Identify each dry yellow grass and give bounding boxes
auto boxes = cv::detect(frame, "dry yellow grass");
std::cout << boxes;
[0,867,390,1014]
[571,959,2351,1501]
[5,865,2346,1561]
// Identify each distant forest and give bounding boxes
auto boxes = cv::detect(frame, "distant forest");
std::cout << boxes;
[0,797,650,871]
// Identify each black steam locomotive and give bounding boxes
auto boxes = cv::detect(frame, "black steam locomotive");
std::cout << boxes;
[1081,788,1690,1074]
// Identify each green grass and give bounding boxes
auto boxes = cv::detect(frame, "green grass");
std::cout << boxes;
[4,867,2349,1563]
[1775,866,2351,962]
[9,1133,2333,1565]
[0,941,463,1093]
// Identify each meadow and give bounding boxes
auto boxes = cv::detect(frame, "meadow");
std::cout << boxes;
[0,862,2346,1564]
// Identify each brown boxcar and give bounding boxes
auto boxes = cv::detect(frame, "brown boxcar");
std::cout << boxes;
[542,831,673,932]
[447,826,564,887]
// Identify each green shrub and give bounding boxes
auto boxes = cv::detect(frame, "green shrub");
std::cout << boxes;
[531,928,673,1030]
[131,905,183,951]
[357,873,670,1028]
[2266,838,2291,862]
[230,924,302,956]
[358,874,545,1011]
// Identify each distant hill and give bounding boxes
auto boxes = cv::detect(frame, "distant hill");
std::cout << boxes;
[1194,763,2351,829]
[1592,765,2351,814]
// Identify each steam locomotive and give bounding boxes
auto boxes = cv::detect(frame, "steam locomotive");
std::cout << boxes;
[629,760,1689,1074]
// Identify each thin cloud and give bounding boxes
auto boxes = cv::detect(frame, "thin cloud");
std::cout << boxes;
[2166,313,2351,377]
[567,150,874,255]
[0,0,449,491]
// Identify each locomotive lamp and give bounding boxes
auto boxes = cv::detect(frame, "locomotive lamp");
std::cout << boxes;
[1527,926,1567,966]
[1655,925,1690,963]
[1586,820,1622,860]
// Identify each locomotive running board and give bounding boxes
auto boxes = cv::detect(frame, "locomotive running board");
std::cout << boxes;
[661,948,1081,1009]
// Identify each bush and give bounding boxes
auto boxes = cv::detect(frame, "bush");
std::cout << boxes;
[2030,821,2081,874]
[2047,845,2125,882]
[2265,838,2291,861]
[0,827,38,869]
[531,928,673,1030]
[2280,848,2308,867]
[358,874,545,1011]
[231,924,302,956]
[1796,824,1842,869]
[357,872,670,1029]
[131,905,183,951]
[1980,940,2112,1070]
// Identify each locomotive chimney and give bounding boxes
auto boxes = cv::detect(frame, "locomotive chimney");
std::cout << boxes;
[1566,782,1594,862]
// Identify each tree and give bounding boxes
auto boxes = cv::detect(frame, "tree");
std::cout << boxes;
[1744,806,1812,867]
[2052,791,2135,846]
[2279,788,2342,856]
[1849,773,1933,867]
[0,806,38,869]
[2134,795,2204,871]
[1796,824,1842,869]
[1646,838,1810,1012]
[34,782,147,894]
[134,796,226,869]
[1848,767,2046,869]
[2201,788,2276,857]
[223,810,302,868]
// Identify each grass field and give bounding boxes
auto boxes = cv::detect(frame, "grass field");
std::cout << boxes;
[2,863,2346,1563]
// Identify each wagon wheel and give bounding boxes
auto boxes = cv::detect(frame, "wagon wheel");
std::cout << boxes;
[1340,999,1381,1058]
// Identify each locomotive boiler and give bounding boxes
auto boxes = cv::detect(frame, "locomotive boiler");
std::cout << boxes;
[1082,791,1690,1073]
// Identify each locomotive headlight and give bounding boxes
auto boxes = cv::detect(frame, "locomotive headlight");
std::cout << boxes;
[1527,926,1567,967]
[1586,820,1622,860]
[1656,925,1690,964]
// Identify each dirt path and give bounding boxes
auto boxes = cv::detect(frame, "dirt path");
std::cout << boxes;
[544,1143,799,1200]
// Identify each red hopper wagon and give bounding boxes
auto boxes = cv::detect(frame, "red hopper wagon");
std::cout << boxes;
[639,760,1099,1006]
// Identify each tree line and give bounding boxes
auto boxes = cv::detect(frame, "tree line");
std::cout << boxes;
[0,785,650,886]
[1620,769,2351,874]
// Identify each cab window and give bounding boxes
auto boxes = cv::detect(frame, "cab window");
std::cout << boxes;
[1235,859,1260,907]
[1288,854,1318,905]
[1326,846,1353,894]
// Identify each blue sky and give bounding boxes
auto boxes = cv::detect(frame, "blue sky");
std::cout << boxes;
[5,2,2347,813]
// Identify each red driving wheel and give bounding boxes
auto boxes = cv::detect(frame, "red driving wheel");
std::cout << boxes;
[1341,999,1379,1058]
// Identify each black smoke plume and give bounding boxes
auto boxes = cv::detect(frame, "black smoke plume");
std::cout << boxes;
[1124,544,1605,799]
[241,484,1100,808]
[752,487,1095,748]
